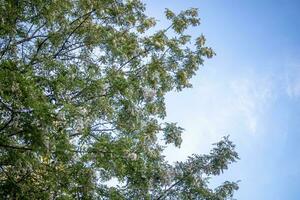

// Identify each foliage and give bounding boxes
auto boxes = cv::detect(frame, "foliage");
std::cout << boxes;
[0,0,238,199]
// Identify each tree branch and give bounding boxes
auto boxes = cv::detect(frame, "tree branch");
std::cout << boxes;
[117,47,152,71]
[117,24,173,72]
[0,143,33,151]
[0,37,12,60]
[15,22,47,45]
[53,10,95,58]
[0,113,14,133]
[156,179,182,200]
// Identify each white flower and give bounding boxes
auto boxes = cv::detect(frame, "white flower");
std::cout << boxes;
[103,83,110,90]
[143,88,156,101]
[101,83,110,95]
[80,107,88,115]
[127,152,137,161]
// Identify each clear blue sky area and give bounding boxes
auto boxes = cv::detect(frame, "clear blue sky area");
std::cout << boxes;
[143,0,300,199]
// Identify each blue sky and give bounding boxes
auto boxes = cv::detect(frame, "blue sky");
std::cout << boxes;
[144,0,300,199]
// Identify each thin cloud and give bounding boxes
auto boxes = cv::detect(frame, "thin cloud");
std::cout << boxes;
[230,76,275,134]
[284,63,300,99]
[164,70,276,162]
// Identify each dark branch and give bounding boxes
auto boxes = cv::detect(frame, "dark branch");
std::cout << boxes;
[53,10,95,58]
[0,113,14,132]
[15,22,47,45]
[156,179,182,200]
[0,143,33,151]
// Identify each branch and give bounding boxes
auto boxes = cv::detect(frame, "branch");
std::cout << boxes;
[0,113,14,132]
[0,37,12,60]
[117,47,152,71]
[69,128,115,137]
[53,9,95,58]
[117,24,173,72]
[0,98,13,112]
[0,143,33,151]
[0,166,16,184]
[29,36,49,65]
[156,179,182,200]
[91,128,115,132]
[15,22,47,45]
[29,10,96,65]
[130,47,170,75]
[59,43,86,56]
[15,35,47,45]
[6,129,26,137]
[69,9,96,26]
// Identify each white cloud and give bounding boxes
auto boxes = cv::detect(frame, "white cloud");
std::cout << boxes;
[230,76,275,134]
[284,63,300,98]
[163,69,276,162]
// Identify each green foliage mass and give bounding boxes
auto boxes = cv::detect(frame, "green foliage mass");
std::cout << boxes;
[0,0,238,199]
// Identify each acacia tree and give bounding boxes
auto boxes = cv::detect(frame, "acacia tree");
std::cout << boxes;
[0,0,239,199]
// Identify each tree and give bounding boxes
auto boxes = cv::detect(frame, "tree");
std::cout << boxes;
[0,0,239,199]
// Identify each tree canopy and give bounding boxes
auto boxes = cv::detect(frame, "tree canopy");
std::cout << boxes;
[0,0,239,199]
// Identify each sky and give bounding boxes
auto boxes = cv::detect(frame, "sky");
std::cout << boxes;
[143,0,300,199]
